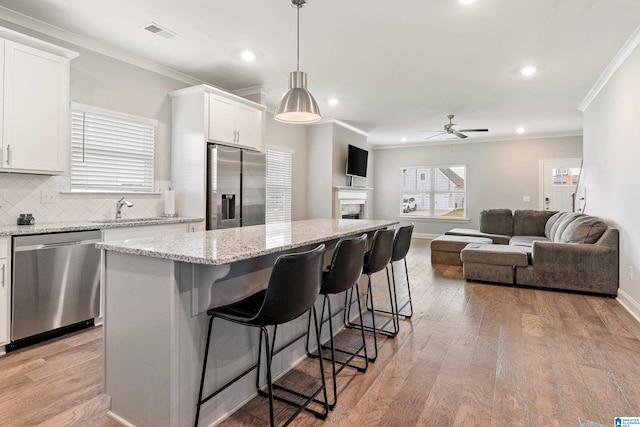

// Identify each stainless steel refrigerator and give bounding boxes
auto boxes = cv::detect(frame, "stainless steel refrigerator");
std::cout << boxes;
[207,144,266,230]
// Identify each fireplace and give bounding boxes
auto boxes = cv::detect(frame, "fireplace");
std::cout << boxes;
[334,186,370,219]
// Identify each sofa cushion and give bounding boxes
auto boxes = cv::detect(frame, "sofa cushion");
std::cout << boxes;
[560,216,609,244]
[461,243,529,267]
[479,209,513,236]
[509,235,550,247]
[545,211,564,238]
[445,228,511,245]
[513,210,557,236]
[550,212,584,242]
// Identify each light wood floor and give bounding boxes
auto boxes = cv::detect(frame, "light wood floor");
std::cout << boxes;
[1,238,639,426]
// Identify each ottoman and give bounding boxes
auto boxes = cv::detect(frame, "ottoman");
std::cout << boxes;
[460,243,529,284]
[430,235,493,266]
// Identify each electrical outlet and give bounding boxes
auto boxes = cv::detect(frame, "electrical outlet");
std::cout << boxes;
[0,191,4,207]
[41,189,58,204]
[630,266,634,281]
[523,196,531,202]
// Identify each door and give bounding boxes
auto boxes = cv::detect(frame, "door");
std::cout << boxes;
[540,158,582,212]
[211,145,241,229]
[242,150,266,226]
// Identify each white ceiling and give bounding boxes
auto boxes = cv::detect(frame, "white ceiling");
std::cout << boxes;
[0,0,639,146]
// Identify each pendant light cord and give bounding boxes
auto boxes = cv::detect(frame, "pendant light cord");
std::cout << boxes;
[296,3,300,72]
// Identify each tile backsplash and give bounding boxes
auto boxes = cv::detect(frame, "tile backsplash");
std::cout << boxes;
[0,173,172,225]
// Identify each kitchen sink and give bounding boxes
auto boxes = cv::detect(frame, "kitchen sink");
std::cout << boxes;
[93,217,174,224]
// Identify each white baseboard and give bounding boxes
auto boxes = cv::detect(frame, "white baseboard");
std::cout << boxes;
[617,289,640,324]
[107,411,136,427]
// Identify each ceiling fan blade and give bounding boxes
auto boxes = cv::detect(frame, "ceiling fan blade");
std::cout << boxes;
[452,131,468,139]
[417,130,443,133]
[457,129,488,132]
[423,132,446,140]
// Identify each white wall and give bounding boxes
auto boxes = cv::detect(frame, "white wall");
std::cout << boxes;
[373,136,583,236]
[583,42,640,316]
[306,123,334,218]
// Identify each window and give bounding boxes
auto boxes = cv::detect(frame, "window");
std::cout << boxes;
[552,167,580,187]
[265,146,292,224]
[70,103,157,192]
[400,166,466,218]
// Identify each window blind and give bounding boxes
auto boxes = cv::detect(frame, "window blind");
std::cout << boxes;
[70,103,156,192]
[265,147,292,224]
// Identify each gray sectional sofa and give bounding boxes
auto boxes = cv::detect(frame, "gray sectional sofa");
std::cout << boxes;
[444,209,619,296]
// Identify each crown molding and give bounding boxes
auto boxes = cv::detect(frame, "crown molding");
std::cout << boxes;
[332,119,369,137]
[0,6,205,86]
[371,131,583,150]
[579,24,640,112]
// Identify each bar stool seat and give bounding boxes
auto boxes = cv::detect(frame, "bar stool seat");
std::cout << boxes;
[306,234,368,410]
[195,244,328,427]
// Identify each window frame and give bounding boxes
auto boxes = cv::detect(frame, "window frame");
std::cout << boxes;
[69,102,157,194]
[399,164,468,220]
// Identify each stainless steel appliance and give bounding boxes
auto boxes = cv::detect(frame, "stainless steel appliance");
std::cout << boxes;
[11,230,102,343]
[207,144,266,230]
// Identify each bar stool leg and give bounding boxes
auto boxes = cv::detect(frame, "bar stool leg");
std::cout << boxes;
[394,258,413,317]
[195,316,215,427]
[344,274,380,362]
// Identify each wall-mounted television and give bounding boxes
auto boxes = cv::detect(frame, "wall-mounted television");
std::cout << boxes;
[346,144,368,178]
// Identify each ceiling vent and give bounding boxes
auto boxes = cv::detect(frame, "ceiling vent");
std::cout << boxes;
[142,22,177,39]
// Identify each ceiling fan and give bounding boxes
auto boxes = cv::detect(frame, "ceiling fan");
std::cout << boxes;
[419,114,488,140]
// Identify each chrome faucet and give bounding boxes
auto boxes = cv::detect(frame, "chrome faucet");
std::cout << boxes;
[115,197,134,220]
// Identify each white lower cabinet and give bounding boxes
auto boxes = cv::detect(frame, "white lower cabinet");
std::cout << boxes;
[0,237,11,346]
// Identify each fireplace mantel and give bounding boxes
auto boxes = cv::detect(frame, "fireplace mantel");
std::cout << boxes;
[333,186,373,219]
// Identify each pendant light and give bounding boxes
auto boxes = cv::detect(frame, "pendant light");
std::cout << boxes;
[275,0,321,124]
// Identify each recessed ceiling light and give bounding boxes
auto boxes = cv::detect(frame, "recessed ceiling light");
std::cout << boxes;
[328,98,339,106]
[520,66,537,76]
[459,0,477,4]
[401,137,407,142]
[240,50,257,62]
[516,127,526,134]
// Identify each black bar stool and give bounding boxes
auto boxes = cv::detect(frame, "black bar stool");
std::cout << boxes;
[305,234,368,410]
[345,228,395,362]
[369,224,415,319]
[195,244,328,427]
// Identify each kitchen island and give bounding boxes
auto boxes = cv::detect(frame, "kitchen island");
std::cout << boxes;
[97,218,397,427]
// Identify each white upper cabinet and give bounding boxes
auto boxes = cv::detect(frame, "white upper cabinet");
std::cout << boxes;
[207,92,264,151]
[0,28,77,175]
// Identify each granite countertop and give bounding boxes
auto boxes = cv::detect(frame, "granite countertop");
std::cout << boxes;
[0,217,204,236]
[97,218,398,265]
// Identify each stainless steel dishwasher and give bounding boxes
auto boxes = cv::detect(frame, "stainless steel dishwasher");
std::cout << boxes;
[11,230,102,344]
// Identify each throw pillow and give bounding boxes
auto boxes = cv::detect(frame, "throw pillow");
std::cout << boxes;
[560,216,608,244]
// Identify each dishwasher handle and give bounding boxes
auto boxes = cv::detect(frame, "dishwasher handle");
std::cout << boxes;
[14,238,102,252]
